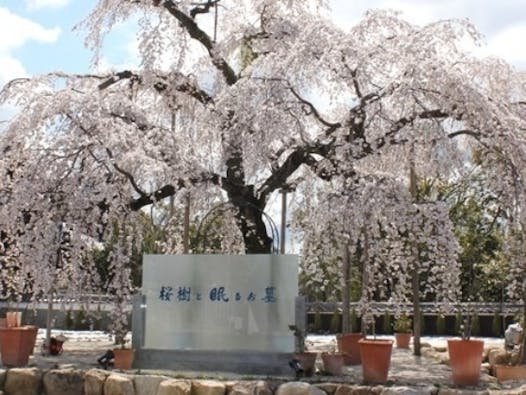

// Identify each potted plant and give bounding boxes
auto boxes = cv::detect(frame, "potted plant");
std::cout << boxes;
[320,344,344,376]
[112,335,134,370]
[393,313,412,349]
[358,313,394,384]
[491,227,526,382]
[106,224,136,370]
[447,313,484,386]
[0,312,38,367]
[292,351,317,377]
[337,245,364,365]
[108,287,134,370]
[359,337,394,384]
[111,311,134,370]
[336,317,363,364]
[290,324,317,377]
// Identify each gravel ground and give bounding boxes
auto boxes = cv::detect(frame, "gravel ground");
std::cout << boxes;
[28,330,119,370]
[22,330,520,391]
[305,335,505,388]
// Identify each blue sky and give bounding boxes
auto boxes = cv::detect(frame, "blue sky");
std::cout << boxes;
[0,1,91,79]
[1,0,525,89]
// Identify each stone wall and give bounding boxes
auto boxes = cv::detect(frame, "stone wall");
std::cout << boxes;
[0,367,524,395]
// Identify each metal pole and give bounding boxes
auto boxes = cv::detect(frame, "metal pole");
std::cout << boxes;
[280,189,287,254]
[213,1,218,43]
[361,227,370,335]
[44,297,53,355]
[409,157,422,356]
[342,243,351,333]
[45,223,63,355]
[169,112,176,220]
[183,193,191,253]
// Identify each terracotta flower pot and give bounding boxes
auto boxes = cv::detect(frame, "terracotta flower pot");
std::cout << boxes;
[0,325,38,367]
[293,352,317,376]
[359,338,393,384]
[113,348,135,370]
[321,352,344,375]
[0,318,5,354]
[394,332,412,349]
[23,325,38,356]
[494,365,526,383]
[447,339,484,386]
[337,332,364,365]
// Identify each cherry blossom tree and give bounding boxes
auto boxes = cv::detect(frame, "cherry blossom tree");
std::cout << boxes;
[498,158,526,364]
[0,1,525,318]
[294,175,460,342]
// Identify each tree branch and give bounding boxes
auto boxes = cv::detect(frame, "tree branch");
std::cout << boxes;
[65,112,149,199]
[257,142,333,201]
[104,147,149,200]
[98,70,214,105]
[97,70,138,90]
[447,129,481,139]
[109,111,150,131]
[349,67,362,98]
[286,84,342,129]
[162,0,237,85]
[152,73,214,105]
[189,0,220,19]
[129,172,222,210]
[371,109,450,153]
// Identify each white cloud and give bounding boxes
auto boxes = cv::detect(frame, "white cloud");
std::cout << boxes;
[0,102,19,132]
[376,0,442,25]
[0,56,27,87]
[0,6,60,91]
[329,0,526,70]
[329,0,440,31]
[25,0,70,11]
[0,7,61,53]
[486,24,526,69]
[95,19,141,72]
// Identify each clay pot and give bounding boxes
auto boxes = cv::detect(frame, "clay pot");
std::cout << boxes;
[113,348,135,370]
[493,365,526,382]
[394,332,412,349]
[293,352,317,376]
[337,332,364,364]
[49,336,67,355]
[0,325,38,367]
[359,338,393,384]
[447,339,484,386]
[0,318,5,353]
[321,352,344,375]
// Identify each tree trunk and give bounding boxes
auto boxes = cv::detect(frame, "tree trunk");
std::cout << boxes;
[228,189,273,254]
[361,229,370,335]
[412,267,421,356]
[240,208,272,254]
[521,301,526,364]
[183,193,190,254]
[342,243,351,333]
[409,155,421,356]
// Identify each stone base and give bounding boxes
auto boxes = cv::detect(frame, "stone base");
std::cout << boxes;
[134,349,293,375]
[494,364,526,382]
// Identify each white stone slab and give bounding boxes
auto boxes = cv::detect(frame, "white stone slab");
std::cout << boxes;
[142,254,298,352]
